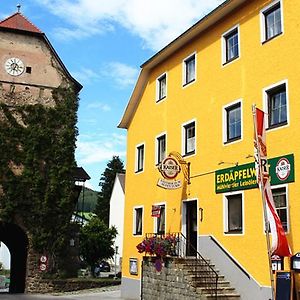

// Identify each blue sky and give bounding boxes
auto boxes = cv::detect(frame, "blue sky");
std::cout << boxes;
[1,0,224,191]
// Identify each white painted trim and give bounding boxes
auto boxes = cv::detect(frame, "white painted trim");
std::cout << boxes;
[222,98,243,145]
[152,202,167,234]
[155,131,167,166]
[182,51,197,88]
[132,205,144,236]
[221,24,240,66]
[135,142,145,174]
[181,118,197,157]
[260,0,284,43]
[223,190,245,236]
[156,72,168,103]
[262,79,289,131]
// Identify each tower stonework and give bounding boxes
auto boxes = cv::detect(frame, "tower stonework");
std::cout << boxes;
[0,11,82,293]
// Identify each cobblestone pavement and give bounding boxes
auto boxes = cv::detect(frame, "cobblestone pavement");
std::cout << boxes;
[0,285,125,300]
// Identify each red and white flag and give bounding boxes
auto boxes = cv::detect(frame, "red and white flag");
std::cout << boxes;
[254,107,291,257]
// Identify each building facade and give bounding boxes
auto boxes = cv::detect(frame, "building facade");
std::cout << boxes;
[119,0,300,299]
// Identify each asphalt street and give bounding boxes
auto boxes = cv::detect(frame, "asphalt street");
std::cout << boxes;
[0,286,125,300]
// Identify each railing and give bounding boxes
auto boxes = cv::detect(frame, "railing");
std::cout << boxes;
[145,232,219,299]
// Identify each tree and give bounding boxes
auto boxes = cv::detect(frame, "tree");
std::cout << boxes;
[79,217,117,276]
[95,156,125,225]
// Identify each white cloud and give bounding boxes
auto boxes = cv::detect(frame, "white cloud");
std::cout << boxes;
[71,67,101,85]
[76,133,126,165]
[87,102,111,112]
[34,0,225,51]
[101,62,139,88]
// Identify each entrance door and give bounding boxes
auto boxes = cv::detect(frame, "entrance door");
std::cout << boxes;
[184,200,197,256]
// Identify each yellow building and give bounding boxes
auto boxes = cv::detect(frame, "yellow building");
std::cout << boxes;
[119,0,300,299]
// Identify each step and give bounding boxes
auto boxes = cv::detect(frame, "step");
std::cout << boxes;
[191,279,231,288]
[206,293,240,300]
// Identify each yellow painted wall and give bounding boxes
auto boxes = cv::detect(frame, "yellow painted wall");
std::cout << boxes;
[122,0,300,287]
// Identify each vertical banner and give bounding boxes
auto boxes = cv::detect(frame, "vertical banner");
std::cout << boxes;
[254,107,291,257]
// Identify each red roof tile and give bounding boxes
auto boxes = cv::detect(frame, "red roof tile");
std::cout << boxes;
[0,12,42,34]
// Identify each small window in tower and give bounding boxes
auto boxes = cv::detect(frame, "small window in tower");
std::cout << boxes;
[26,67,32,74]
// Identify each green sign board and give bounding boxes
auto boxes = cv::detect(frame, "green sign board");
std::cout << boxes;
[215,154,294,193]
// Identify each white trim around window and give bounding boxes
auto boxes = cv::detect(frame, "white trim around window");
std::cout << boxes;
[260,0,283,43]
[133,205,144,236]
[182,52,196,87]
[153,202,166,234]
[221,24,240,66]
[262,79,289,131]
[181,119,196,157]
[223,191,244,235]
[135,143,145,173]
[222,99,243,145]
[155,132,167,165]
[156,72,167,102]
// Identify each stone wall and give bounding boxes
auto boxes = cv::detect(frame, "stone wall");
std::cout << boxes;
[142,257,200,300]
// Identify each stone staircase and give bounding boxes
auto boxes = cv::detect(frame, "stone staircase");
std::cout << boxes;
[178,257,241,299]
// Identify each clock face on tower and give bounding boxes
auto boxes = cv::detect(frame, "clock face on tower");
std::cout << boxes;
[4,57,25,76]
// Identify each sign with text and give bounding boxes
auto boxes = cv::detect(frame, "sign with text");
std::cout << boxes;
[215,154,294,193]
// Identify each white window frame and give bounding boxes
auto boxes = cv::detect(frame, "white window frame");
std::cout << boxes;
[133,206,144,236]
[222,99,243,145]
[223,191,244,235]
[271,184,289,233]
[181,119,196,157]
[260,0,283,43]
[156,72,167,102]
[153,202,166,235]
[263,79,289,131]
[222,24,240,66]
[155,132,167,165]
[182,52,196,87]
[135,143,145,173]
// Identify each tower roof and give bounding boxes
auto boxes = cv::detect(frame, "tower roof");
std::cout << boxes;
[0,12,42,34]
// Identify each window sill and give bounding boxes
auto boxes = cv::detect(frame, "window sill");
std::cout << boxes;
[223,55,239,66]
[183,151,195,158]
[135,169,144,174]
[156,96,166,103]
[267,121,288,130]
[183,78,195,87]
[224,136,241,144]
[262,32,282,44]
[224,230,243,235]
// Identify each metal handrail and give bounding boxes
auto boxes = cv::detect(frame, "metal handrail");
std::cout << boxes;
[144,232,218,299]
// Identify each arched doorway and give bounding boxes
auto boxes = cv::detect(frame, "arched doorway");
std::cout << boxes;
[0,223,28,293]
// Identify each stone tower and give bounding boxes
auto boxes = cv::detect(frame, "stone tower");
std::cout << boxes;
[0,9,83,293]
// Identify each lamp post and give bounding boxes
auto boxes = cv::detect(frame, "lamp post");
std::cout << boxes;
[114,245,119,279]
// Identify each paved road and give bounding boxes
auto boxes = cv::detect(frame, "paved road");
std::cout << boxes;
[0,286,125,300]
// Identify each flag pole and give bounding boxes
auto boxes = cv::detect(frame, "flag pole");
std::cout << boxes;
[252,104,275,299]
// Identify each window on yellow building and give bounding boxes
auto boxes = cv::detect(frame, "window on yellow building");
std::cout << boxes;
[224,102,241,143]
[265,82,287,129]
[182,121,196,156]
[224,193,243,234]
[261,1,282,42]
[272,186,288,232]
[155,204,165,235]
[183,53,196,86]
[156,134,166,165]
[133,207,143,236]
[222,26,239,64]
[136,144,145,173]
[156,73,167,102]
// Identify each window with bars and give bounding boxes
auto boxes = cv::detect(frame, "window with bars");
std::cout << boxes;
[263,2,282,41]
[223,27,239,63]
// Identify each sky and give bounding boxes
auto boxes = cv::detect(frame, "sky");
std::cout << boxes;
[1,0,224,191]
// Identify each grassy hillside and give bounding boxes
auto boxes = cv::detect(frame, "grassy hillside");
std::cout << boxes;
[76,187,98,212]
